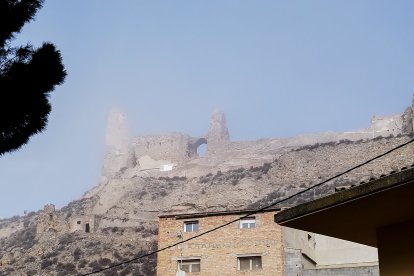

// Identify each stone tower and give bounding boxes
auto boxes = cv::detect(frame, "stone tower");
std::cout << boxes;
[101,107,130,177]
[206,109,230,155]
[401,94,414,134]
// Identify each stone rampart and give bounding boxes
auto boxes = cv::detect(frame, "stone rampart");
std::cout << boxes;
[132,133,205,164]
[97,96,414,179]
[370,114,404,136]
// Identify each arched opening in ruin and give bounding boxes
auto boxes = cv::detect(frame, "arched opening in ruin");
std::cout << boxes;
[197,143,207,157]
[189,137,207,158]
[187,137,207,158]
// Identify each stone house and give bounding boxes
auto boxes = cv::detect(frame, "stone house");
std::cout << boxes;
[157,209,284,276]
[36,204,95,235]
[157,208,379,276]
[68,215,95,233]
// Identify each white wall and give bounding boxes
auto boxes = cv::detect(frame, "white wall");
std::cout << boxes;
[314,234,378,266]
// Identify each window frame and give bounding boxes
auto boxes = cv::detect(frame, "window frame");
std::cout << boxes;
[237,255,262,271]
[177,258,200,272]
[239,217,256,229]
[183,220,199,233]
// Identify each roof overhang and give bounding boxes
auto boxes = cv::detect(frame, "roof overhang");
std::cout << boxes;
[275,167,414,247]
[159,208,280,219]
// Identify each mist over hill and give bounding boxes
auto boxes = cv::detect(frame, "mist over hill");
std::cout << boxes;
[1,103,414,275]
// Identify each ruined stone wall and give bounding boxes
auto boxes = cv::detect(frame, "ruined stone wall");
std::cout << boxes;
[36,204,96,236]
[128,109,230,168]
[68,215,95,233]
[206,109,230,155]
[133,133,196,164]
[102,108,130,178]
[98,97,414,179]
[370,114,404,136]
[36,204,65,234]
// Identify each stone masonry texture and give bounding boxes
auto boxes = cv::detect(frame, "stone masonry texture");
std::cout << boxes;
[157,210,283,276]
[1,98,414,275]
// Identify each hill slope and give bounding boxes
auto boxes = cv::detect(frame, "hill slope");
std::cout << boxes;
[0,134,413,275]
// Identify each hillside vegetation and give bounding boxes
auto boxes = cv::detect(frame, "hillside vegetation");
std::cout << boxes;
[0,135,413,275]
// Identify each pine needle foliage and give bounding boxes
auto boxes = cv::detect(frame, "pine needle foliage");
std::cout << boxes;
[0,0,66,154]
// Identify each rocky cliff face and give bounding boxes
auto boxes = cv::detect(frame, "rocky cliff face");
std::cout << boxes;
[1,102,414,275]
[1,135,413,276]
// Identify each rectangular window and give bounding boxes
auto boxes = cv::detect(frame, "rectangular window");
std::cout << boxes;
[238,256,262,271]
[178,259,200,272]
[240,217,256,229]
[184,221,199,232]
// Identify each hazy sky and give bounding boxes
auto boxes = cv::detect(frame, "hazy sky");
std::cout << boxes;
[1,1,414,218]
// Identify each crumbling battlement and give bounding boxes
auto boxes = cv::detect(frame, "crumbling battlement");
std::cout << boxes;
[130,110,230,166]
[36,204,62,234]
[99,95,414,178]
[100,108,231,176]
[101,108,130,178]
[133,133,206,163]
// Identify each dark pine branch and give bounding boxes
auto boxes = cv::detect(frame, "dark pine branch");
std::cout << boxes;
[0,0,66,155]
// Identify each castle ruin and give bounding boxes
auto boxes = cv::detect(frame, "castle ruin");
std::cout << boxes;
[98,96,414,180]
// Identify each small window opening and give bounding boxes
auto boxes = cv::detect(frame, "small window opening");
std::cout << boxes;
[238,256,262,271]
[178,259,200,272]
[184,221,199,232]
[240,217,256,229]
[49,214,53,220]
[85,223,90,233]
[77,221,81,225]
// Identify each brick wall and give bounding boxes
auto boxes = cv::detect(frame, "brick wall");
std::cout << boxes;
[157,211,284,276]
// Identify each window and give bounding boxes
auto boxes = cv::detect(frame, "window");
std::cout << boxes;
[178,259,200,272]
[238,256,262,271]
[240,217,256,229]
[184,221,199,232]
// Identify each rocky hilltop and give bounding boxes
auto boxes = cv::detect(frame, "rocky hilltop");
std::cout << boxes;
[1,97,414,275]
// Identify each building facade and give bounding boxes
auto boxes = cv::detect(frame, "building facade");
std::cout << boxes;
[157,208,380,276]
[275,167,414,276]
[157,209,284,276]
